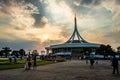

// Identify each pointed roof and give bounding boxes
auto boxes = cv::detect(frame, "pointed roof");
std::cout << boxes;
[66,14,87,43]
[46,14,101,49]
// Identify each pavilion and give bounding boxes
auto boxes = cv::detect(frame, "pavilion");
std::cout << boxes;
[45,15,102,59]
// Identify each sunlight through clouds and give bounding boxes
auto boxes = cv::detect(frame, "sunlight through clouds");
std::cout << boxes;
[10,2,39,28]
[0,0,120,50]
[46,0,73,23]
[26,23,65,43]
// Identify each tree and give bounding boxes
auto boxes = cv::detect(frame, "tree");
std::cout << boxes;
[0,50,3,57]
[32,50,39,56]
[96,45,106,55]
[19,49,25,59]
[2,47,12,57]
[96,44,114,59]
[11,50,19,58]
[105,45,113,55]
[117,46,120,58]
[117,46,120,53]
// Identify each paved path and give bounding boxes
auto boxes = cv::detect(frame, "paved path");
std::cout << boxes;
[0,60,120,80]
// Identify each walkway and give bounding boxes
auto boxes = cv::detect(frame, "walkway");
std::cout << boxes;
[0,60,120,80]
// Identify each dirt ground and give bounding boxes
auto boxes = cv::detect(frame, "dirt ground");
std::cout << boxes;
[0,60,120,80]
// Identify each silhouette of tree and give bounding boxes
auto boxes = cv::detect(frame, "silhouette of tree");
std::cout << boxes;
[105,45,113,55]
[117,46,120,52]
[11,50,19,58]
[19,49,25,59]
[2,47,12,57]
[0,50,3,57]
[117,46,120,58]
[32,50,39,56]
[96,44,114,59]
[96,45,106,55]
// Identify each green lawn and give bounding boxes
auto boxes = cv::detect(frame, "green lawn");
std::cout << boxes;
[0,58,55,70]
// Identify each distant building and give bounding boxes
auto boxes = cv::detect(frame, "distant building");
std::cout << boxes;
[45,15,102,59]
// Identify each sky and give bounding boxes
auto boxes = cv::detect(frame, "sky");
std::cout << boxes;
[0,0,120,53]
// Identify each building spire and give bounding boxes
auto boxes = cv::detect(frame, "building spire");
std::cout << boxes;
[66,14,87,43]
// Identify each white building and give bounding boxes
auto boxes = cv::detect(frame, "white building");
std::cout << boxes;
[45,15,102,59]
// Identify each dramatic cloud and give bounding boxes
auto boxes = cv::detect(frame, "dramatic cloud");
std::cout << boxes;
[0,0,39,29]
[116,0,120,4]
[46,0,73,24]
[0,0,120,53]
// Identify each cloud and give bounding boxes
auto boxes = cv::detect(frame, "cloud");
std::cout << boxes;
[81,30,106,44]
[0,0,120,50]
[0,23,66,50]
[46,0,73,24]
[0,16,11,26]
[0,38,37,51]
[10,2,39,28]
[81,28,120,50]
[26,23,65,42]
[81,0,93,5]
[80,0,102,6]
[24,0,49,28]
[115,0,120,4]
[33,15,49,28]
[0,27,31,41]
[0,0,39,29]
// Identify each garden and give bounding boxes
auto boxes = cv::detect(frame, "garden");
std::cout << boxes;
[0,58,55,70]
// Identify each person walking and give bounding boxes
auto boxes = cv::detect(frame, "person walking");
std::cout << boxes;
[85,56,89,64]
[9,55,12,63]
[112,55,119,74]
[33,54,37,69]
[24,55,31,70]
[13,55,17,64]
[28,55,31,70]
[90,58,94,69]
[24,58,29,70]
[89,52,95,69]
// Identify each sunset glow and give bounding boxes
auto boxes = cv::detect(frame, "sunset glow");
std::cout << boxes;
[0,0,120,52]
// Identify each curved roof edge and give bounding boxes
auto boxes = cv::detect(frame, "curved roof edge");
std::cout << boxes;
[46,43,102,49]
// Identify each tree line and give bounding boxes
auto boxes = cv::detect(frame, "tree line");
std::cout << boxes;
[96,45,120,59]
[0,47,39,58]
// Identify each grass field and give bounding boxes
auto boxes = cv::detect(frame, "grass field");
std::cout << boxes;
[0,58,55,70]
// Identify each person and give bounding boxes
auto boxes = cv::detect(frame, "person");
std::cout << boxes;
[95,59,98,64]
[85,56,89,64]
[33,54,37,69]
[28,55,31,70]
[13,55,17,64]
[9,56,12,63]
[24,57,29,70]
[89,52,95,69]
[24,55,31,70]
[90,58,94,69]
[112,55,119,74]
